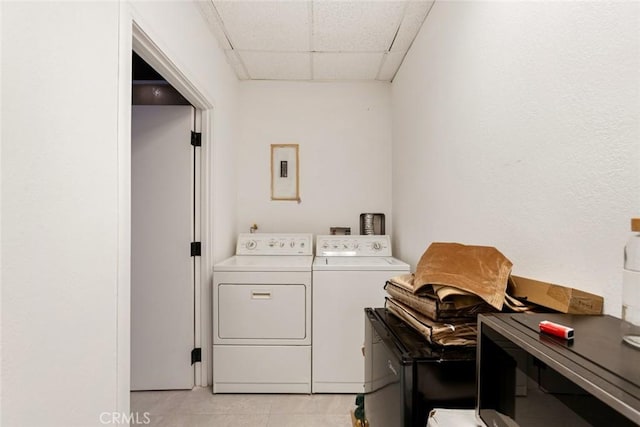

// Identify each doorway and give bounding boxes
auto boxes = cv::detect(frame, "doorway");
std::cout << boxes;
[130,53,201,390]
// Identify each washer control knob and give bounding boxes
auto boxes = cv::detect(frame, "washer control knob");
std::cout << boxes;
[290,241,296,248]
[245,240,257,250]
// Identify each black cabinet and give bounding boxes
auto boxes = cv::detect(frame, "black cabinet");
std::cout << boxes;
[364,308,476,427]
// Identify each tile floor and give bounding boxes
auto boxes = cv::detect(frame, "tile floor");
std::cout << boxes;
[131,387,356,427]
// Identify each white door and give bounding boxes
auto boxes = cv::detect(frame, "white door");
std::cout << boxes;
[131,105,196,390]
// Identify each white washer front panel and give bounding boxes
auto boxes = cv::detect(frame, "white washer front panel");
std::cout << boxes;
[313,256,410,271]
[214,255,313,272]
[312,268,409,393]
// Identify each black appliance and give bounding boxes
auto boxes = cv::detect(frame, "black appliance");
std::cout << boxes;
[478,313,640,427]
[364,308,476,427]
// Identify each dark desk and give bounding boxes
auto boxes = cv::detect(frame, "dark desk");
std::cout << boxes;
[478,313,640,426]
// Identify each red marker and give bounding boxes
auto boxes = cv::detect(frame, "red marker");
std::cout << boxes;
[539,320,574,340]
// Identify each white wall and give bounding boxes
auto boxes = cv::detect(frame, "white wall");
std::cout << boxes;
[1,1,238,426]
[2,3,121,425]
[237,81,392,236]
[391,1,640,315]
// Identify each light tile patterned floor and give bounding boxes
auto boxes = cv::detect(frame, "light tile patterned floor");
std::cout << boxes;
[131,387,356,427]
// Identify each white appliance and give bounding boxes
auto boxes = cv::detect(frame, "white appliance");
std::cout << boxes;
[427,409,482,427]
[212,233,313,393]
[312,235,410,393]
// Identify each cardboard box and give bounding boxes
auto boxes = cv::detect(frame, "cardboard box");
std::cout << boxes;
[510,275,603,314]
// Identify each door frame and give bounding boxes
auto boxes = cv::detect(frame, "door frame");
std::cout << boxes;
[117,7,215,413]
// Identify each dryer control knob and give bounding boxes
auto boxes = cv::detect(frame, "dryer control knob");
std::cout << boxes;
[372,241,382,251]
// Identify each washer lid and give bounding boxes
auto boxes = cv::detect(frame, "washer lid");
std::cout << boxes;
[312,256,410,271]
[214,255,314,272]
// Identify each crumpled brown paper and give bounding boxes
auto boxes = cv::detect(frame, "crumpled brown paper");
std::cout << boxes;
[414,242,512,310]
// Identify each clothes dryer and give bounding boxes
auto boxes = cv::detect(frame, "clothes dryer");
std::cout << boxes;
[212,233,313,393]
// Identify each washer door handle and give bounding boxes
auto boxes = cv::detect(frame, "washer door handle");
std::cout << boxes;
[251,290,272,299]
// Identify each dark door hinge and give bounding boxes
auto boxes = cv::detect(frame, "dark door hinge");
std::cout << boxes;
[191,242,201,257]
[191,348,202,365]
[191,131,202,147]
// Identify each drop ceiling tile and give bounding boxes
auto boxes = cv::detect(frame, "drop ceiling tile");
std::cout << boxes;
[313,52,383,80]
[390,0,433,52]
[214,1,311,51]
[377,51,405,81]
[240,51,312,80]
[313,1,405,52]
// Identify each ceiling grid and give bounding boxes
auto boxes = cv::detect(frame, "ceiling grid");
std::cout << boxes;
[200,0,435,82]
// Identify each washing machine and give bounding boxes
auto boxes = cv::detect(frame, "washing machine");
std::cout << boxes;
[212,233,313,393]
[312,235,410,393]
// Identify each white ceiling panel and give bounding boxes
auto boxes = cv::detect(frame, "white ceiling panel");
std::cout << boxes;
[214,1,311,51]
[202,0,433,81]
[313,52,383,80]
[377,51,405,81]
[313,1,406,52]
[390,1,433,51]
[240,51,312,80]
